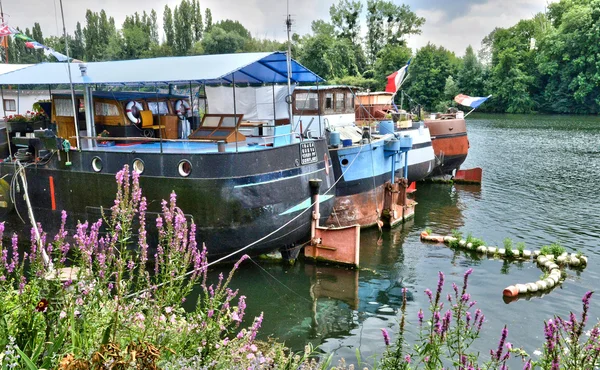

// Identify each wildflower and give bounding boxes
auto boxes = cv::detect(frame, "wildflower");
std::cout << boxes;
[231,311,241,322]
[35,298,49,313]
[523,360,532,370]
[250,344,257,352]
[165,306,173,314]
[494,325,508,360]
[59,311,67,319]
[404,354,411,363]
[381,328,390,346]
[418,309,424,326]
[425,288,433,302]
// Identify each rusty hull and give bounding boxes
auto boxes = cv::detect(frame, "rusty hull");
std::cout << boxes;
[326,184,386,228]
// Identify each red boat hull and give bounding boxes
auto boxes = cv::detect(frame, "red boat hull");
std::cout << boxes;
[423,118,469,176]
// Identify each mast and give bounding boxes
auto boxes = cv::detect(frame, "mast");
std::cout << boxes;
[0,0,7,63]
[59,0,81,149]
[285,0,293,132]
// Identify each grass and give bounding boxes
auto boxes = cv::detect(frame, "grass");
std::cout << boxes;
[451,229,463,240]
[540,242,566,256]
[516,242,526,254]
[503,238,514,258]
[466,233,486,248]
[425,227,432,235]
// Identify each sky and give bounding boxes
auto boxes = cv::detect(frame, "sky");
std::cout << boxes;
[1,0,554,56]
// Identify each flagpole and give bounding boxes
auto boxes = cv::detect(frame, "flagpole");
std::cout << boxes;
[0,0,7,63]
[464,95,492,118]
[59,0,80,149]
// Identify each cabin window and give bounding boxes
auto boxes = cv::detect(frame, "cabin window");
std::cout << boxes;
[345,94,354,113]
[325,93,333,111]
[3,99,16,112]
[295,93,318,111]
[55,98,74,117]
[148,101,169,115]
[94,102,119,116]
[335,93,345,111]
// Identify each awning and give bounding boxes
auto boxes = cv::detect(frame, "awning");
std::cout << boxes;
[0,52,324,86]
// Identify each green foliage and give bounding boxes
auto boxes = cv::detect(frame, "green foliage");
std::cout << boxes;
[465,233,485,248]
[540,242,566,256]
[405,43,461,111]
[516,242,526,254]
[451,229,463,240]
[201,27,247,55]
[424,227,432,235]
[0,166,310,369]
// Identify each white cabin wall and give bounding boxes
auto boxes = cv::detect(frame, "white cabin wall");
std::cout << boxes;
[293,113,355,137]
[0,91,50,118]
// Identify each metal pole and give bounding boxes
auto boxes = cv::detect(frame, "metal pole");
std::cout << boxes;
[188,81,194,134]
[0,0,8,63]
[59,0,81,149]
[232,74,238,153]
[316,80,321,137]
[16,84,19,113]
[155,83,162,154]
[285,6,293,134]
[1,85,11,158]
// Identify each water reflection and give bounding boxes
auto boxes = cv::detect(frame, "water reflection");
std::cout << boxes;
[199,114,600,365]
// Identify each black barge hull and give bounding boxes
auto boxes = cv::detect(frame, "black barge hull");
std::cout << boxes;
[0,139,335,260]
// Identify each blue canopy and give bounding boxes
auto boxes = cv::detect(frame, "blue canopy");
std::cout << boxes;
[0,52,323,86]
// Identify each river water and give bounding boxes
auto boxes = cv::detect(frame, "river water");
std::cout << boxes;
[208,114,600,365]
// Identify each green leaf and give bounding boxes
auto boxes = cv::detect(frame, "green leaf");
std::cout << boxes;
[15,347,38,370]
[102,320,114,345]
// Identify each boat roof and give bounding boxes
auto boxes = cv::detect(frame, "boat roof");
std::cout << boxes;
[295,85,359,91]
[52,91,188,101]
[0,64,33,75]
[0,52,324,86]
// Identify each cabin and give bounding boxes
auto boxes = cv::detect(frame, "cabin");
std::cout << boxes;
[50,91,195,147]
[292,86,358,138]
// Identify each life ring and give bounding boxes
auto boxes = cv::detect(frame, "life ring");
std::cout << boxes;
[125,101,143,124]
[175,100,192,119]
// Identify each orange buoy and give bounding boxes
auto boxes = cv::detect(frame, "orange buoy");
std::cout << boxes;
[503,285,519,297]
[420,230,429,238]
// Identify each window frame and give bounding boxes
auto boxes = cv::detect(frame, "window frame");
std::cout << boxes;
[3,99,16,112]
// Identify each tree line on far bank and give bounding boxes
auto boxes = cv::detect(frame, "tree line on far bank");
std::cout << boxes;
[3,0,598,114]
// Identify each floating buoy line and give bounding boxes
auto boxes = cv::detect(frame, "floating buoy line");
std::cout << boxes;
[420,230,588,299]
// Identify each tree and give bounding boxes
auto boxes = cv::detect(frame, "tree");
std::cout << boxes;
[204,8,213,33]
[149,9,159,45]
[457,45,484,97]
[191,0,203,41]
[215,20,251,39]
[405,43,460,111]
[72,22,85,61]
[366,0,424,64]
[163,5,175,48]
[201,27,245,54]
[173,1,194,55]
[329,0,363,44]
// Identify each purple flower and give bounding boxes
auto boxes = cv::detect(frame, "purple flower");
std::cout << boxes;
[495,325,508,361]
[418,309,424,326]
[523,360,532,370]
[425,288,433,302]
[404,354,411,364]
[381,328,390,346]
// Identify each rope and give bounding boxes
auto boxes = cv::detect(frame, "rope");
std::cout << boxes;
[248,257,312,304]
[126,143,365,299]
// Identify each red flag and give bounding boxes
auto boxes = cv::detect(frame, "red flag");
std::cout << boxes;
[0,25,13,37]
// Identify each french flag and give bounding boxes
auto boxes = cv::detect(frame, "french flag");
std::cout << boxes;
[454,94,491,108]
[385,59,411,93]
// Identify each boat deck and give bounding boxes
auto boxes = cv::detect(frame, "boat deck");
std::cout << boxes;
[85,137,280,154]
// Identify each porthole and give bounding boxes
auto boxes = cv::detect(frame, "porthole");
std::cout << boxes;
[91,157,103,173]
[341,158,349,166]
[178,160,192,177]
[132,159,145,174]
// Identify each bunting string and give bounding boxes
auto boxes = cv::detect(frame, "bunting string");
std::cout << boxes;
[0,21,73,62]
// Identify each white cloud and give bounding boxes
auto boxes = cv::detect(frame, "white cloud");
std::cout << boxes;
[406,0,556,56]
